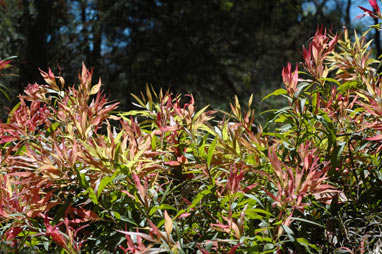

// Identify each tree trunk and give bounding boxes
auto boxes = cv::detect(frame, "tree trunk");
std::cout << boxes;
[345,0,351,29]
[20,0,50,87]
[375,18,382,64]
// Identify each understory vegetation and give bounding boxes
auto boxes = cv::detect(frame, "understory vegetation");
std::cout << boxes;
[2,2,382,253]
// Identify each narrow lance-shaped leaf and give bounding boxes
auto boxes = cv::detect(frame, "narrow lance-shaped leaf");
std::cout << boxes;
[207,136,218,168]
[97,170,118,198]
[164,211,173,241]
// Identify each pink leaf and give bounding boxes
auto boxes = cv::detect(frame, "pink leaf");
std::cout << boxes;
[6,226,22,240]
[132,173,146,201]
[228,243,241,254]
[366,134,382,141]
[369,0,381,15]
[0,136,17,144]
[178,212,191,219]
[164,160,181,166]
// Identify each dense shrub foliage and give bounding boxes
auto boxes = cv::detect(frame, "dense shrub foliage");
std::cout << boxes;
[2,4,382,254]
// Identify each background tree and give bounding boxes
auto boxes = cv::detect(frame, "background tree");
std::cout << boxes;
[0,0,359,118]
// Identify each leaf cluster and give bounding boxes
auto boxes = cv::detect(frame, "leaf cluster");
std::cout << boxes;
[2,8,382,253]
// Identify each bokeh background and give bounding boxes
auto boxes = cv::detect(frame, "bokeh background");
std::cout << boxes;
[0,0,377,120]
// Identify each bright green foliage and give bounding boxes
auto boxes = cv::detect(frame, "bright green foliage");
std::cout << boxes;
[2,4,382,253]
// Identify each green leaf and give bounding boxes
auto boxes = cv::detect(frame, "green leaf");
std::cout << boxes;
[76,169,89,188]
[289,217,325,228]
[338,80,359,93]
[321,78,341,86]
[198,134,209,159]
[120,215,138,225]
[246,208,272,216]
[296,237,319,252]
[149,204,178,216]
[130,93,146,108]
[312,92,318,113]
[296,237,309,245]
[120,110,151,117]
[264,243,275,251]
[244,210,264,220]
[112,211,121,220]
[200,125,218,136]
[146,84,153,111]
[0,85,10,102]
[97,171,118,198]
[222,122,228,141]
[7,213,25,217]
[281,224,295,242]
[7,102,20,123]
[45,122,60,137]
[187,192,204,211]
[294,82,311,98]
[261,88,287,102]
[336,141,346,162]
[248,93,254,108]
[90,83,101,95]
[43,241,49,251]
[274,114,287,123]
[193,104,209,121]
[244,194,265,209]
[334,250,353,254]
[87,187,98,205]
[207,137,218,168]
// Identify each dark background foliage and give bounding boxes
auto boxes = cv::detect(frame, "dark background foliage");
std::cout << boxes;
[0,0,369,113]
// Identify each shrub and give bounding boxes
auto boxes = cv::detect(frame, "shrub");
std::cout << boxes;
[2,3,382,253]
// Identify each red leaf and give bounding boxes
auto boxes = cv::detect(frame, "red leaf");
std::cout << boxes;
[366,134,382,141]
[148,220,161,241]
[0,136,17,144]
[228,243,241,254]
[196,247,210,254]
[132,173,146,201]
[369,0,381,15]
[178,212,191,219]
[242,183,257,193]
[0,59,12,70]
[121,190,135,199]
[358,6,379,19]
[164,160,180,166]
[44,216,68,249]
[6,226,22,240]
